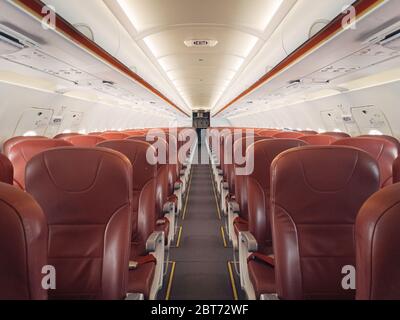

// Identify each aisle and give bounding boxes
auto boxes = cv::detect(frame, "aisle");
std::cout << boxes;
[158,138,243,300]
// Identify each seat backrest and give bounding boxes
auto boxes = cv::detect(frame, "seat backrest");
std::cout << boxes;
[233,137,269,220]
[0,182,48,300]
[3,136,47,156]
[97,140,157,257]
[246,139,307,254]
[65,135,106,147]
[394,157,400,184]
[53,133,81,139]
[299,130,318,135]
[128,136,169,219]
[271,146,380,300]
[25,147,133,300]
[100,132,130,140]
[332,137,399,188]
[223,131,258,193]
[359,135,400,152]
[0,153,14,184]
[257,130,281,137]
[299,135,339,145]
[8,139,72,189]
[273,132,304,139]
[321,132,351,139]
[356,182,400,300]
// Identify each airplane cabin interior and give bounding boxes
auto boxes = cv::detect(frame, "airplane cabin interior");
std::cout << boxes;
[0,0,400,309]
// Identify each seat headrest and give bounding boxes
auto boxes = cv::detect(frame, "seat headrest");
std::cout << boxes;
[3,136,48,156]
[273,132,305,139]
[332,137,399,187]
[321,132,350,139]
[356,182,400,300]
[65,135,106,147]
[299,135,338,145]
[53,133,81,140]
[97,140,157,190]
[0,182,47,300]
[8,138,72,189]
[247,139,307,187]
[100,132,130,140]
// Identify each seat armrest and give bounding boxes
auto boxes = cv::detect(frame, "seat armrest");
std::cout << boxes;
[163,201,175,214]
[228,200,240,214]
[218,169,223,176]
[146,231,164,252]
[260,294,279,300]
[240,231,258,252]
[125,293,145,300]
[222,182,229,190]
[174,182,181,190]
[238,231,258,299]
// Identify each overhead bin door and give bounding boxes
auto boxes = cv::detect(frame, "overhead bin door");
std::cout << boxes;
[13,107,54,136]
[351,105,393,135]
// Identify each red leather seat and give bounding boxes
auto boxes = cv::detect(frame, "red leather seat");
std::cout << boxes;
[356,182,400,300]
[245,140,308,298]
[0,182,48,300]
[53,133,81,139]
[299,130,318,135]
[25,147,133,300]
[3,136,47,157]
[65,135,106,147]
[299,135,339,145]
[271,146,380,300]
[333,137,399,188]
[239,139,306,239]
[228,136,269,247]
[97,140,158,299]
[8,139,72,189]
[273,132,304,139]
[128,136,173,245]
[257,130,281,137]
[321,132,350,139]
[359,135,400,151]
[0,154,14,184]
[394,157,400,183]
[100,132,130,140]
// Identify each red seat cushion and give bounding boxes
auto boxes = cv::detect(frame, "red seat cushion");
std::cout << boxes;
[233,217,248,236]
[248,259,276,298]
[128,259,156,299]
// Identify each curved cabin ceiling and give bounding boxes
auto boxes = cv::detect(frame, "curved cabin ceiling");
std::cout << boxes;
[105,0,296,110]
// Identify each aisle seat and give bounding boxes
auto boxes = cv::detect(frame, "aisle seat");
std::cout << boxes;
[242,146,379,300]
[25,147,135,300]
[238,139,307,299]
[97,140,164,300]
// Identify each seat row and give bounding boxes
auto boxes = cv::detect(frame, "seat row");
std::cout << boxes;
[207,127,400,300]
[0,127,196,300]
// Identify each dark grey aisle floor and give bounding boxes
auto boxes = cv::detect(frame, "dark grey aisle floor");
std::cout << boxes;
[159,142,243,300]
